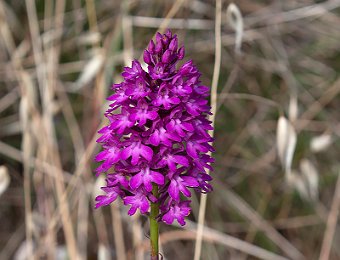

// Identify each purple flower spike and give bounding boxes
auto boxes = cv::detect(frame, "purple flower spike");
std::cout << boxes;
[94,30,214,226]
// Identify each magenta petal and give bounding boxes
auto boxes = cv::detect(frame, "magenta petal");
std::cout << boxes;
[179,185,191,197]
[170,97,180,104]
[95,150,107,162]
[140,144,153,161]
[128,206,138,216]
[131,151,140,165]
[162,211,174,225]
[182,122,194,132]
[138,115,147,126]
[140,198,150,213]
[121,147,132,160]
[176,127,185,137]
[95,195,116,208]
[166,120,175,132]
[143,50,152,64]
[149,130,160,146]
[167,160,177,172]
[173,155,189,166]
[144,181,153,192]
[162,50,172,63]
[168,180,180,201]
[151,170,165,185]
[167,131,181,142]
[129,113,138,122]
[130,173,142,190]
[187,142,198,158]
[149,111,158,120]
[182,176,199,187]
[177,217,186,226]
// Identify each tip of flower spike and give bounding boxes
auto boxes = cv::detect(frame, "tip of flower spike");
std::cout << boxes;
[169,38,178,52]
[156,32,162,41]
[143,50,152,64]
[147,39,155,53]
[161,50,173,64]
[177,46,185,60]
[165,29,172,38]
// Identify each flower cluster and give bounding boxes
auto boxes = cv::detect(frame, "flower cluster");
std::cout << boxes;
[95,30,214,226]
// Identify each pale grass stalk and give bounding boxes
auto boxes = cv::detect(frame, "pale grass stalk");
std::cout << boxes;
[269,24,299,122]
[111,203,127,260]
[122,1,134,64]
[90,12,126,250]
[276,116,297,173]
[43,0,53,33]
[85,0,107,164]
[56,81,89,259]
[193,0,221,259]
[41,108,79,260]
[25,1,79,259]
[93,209,110,248]
[75,151,111,253]
[45,128,110,250]
[73,50,105,91]
[156,0,185,34]
[300,78,340,128]
[0,3,35,255]
[40,160,57,260]
[42,124,110,252]
[0,140,76,184]
[85,0,99,35]
[132,213,144,260]
[21,97,34,260]
[77,192,89,259]
[47,128,99,226]
[310,133,333,153]
[0,4,16,54]
[55,82,85,162]
[54,0,66,50]
[49,0,81,256]
[158,223,289,260]
[218,93,281,112]
[239,188,271,260]
[215,182,305,260]
[215,66,239,111]
[0,166,9,198]
[137,0,186,62]
[247,0,340,26]
[272,215,321,230]
[203,215,320,233]
[189,0,215,16]
[319,173,340,260]
[0,223,25,259]
[0,89,19,113]
[130,16,214,30]
[226,3,244,55]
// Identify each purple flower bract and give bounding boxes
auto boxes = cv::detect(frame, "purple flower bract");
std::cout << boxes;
[95,30,214,226]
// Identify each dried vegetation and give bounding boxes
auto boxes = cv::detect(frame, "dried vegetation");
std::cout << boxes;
[0,0,339,259]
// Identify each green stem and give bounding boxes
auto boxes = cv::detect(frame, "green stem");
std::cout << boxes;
[149,184,159,260]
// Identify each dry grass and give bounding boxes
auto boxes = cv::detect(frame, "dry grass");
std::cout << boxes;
[0,0,340,259]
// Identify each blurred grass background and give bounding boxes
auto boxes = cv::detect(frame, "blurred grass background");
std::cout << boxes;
[0,0,340,259]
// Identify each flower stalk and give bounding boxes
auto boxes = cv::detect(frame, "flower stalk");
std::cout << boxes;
[149,184,159,259]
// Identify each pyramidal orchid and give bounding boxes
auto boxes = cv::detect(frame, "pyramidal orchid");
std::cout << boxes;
[95,30,214,259]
